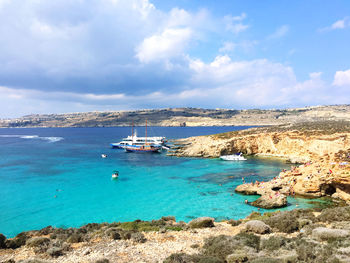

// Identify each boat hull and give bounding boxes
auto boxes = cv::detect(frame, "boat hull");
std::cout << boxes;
[125,146,161,153]
[220,155,247,161]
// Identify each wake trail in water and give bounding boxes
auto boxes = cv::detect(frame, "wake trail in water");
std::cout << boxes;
[0,135,64,143]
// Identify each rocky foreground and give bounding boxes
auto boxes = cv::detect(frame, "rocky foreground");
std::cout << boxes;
[2,207,350,263]
[170,121,350,204]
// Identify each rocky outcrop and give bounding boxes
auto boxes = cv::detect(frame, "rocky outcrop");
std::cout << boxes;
[251,194,287,209]
[172,121,350,203]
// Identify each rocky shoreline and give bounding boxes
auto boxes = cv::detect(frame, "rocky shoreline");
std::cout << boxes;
[170,121,350,205]
[2,206,350,262]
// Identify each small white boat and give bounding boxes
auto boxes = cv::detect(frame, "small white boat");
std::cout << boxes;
[101,154,107,158]
[112,171,119,179]
[220,153,247,161]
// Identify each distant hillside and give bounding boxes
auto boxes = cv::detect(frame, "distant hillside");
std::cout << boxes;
[1,105,350,128]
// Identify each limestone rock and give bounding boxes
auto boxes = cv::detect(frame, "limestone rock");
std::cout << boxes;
[243,220,271,234]
[251,193,287,209]
[188,217,215,228]
[312,227,349,241]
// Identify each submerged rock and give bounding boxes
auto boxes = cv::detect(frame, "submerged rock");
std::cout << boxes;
[188,217,215,228]
[251,193,287,209]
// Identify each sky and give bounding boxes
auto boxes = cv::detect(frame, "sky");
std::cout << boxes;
[0,0,350,118]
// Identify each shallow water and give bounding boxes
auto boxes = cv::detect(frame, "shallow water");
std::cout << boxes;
[0,127,330,237]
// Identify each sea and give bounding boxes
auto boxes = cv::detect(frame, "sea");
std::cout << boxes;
[0,126,330,237]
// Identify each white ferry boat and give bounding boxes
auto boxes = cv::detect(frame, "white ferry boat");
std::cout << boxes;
[110,122,168,150]
[220,153,247,161]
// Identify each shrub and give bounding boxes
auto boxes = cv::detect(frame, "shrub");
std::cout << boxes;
[202,235,240,261]
[249,258,279,263]
[66,233,83,243]
[227,219,242,227]
[260,236,286,251]
[131,232,146,243]
[166,226,183,231]
[264,212,299,233]
[0,233,6,248]
[234,233,260,251]
[119,221,160,232]
[317,206,350,223]
[26,237,50,248]
[5,232,28,249]
[163,253,193,263]
[46,247,63,257]
[189,217,215,229]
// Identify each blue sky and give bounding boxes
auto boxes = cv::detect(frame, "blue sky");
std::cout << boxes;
[0,0,349,117]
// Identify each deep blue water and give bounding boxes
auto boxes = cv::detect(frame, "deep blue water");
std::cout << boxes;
[0,126,328,237]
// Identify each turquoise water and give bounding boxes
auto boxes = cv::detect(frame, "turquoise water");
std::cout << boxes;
[0,127,329,237]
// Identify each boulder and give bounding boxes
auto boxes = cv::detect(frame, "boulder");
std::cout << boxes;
[312,227,349,241]
[244,220,271,234]
[188,217,215,228]
[251,193,287,209]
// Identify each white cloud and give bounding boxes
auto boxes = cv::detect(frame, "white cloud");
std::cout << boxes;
[333,69,350,86]
[268,25,289,39]
[136,27,192,63]
[224,13,249,34]
[219,42,236,53]
[319,17,350,32]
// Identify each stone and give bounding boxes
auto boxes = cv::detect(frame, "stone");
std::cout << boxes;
[244,220,271,234]
[188,217,215,228]
[312,227,349,241]
[251,193,287,209]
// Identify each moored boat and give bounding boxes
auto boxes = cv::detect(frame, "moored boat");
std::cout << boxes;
[220,153,247,161]
[124,144,161,153]
[124,120,162,153]
[111,121,168,149]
